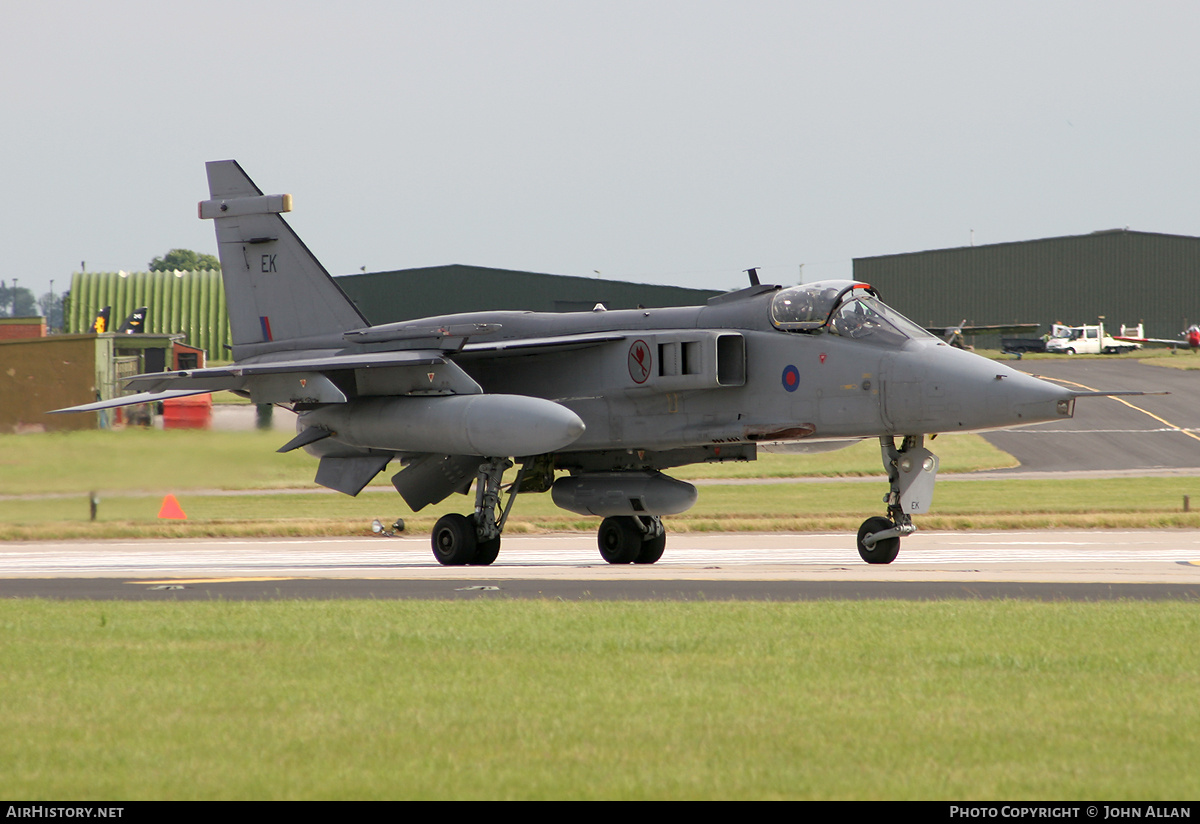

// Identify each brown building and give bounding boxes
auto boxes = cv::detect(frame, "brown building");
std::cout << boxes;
[0,333,202,432]
[0,317,48,340]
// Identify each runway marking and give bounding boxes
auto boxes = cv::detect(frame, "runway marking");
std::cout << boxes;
[1042,376,1200,444]
[997,427,1200,435]
[134,577,300,584]
[4,546,1200,573]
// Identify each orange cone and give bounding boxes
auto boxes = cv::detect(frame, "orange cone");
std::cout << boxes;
[158,494,187,520]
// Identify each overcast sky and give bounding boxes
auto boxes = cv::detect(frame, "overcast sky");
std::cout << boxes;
[3,0,1197,301]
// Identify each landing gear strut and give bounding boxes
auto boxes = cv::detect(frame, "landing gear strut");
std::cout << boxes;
[856,435,938,564]
[431,458,525,566]
[597,515,666,564]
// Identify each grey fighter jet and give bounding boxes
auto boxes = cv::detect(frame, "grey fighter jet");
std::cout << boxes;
[57,160,1098,566]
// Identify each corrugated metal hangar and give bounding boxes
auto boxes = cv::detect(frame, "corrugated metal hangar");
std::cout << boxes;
[336,264,721,323]
[64,233,1200,356]
[853,229,1200,342]
[67,265,721,353]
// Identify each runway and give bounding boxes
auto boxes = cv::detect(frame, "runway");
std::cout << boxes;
[2,531,1199,600]
[983,358,1200,471]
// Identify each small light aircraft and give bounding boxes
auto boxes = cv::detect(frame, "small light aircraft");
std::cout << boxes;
[923,321,1041,350]
[1115,325,1200,352]
[56,161,1134,565]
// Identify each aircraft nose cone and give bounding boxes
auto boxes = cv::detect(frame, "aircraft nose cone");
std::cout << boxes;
[885,344,1074,432]
[989,365,1075,426]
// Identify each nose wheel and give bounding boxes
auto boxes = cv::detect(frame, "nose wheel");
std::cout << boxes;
[856,516,901,564]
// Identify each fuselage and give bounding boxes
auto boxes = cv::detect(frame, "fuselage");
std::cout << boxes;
[290,282,1075,461]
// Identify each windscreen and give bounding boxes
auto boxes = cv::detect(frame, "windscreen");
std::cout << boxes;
[770,281,935,346]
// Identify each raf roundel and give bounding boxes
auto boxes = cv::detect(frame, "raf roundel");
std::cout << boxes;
[781,364,800,392]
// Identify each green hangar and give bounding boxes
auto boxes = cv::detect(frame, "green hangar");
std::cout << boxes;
[853,229,1200,342]
[336,264,722,322]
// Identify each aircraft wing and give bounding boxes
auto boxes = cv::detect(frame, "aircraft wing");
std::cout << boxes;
[50,390,216,414]
[123,349,454,391]
[51,348,483,413]
[925,323,1041,337]
[52,328,641,415]
[460,332,628,355]
[1113,335,1182,347]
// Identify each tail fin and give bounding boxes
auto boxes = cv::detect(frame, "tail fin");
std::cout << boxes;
[92,306,111,334]
[200,160,367,351]
[117,307,146,334]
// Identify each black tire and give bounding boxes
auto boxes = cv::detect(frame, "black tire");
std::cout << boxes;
[432,513,477,566]
[472,535,501,566]
[598,516,642,564]
[857,516,900,564]
[1065,348,1075,355]
[634,530,667,564]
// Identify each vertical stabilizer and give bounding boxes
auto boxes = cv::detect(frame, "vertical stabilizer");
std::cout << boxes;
[200,160,367,350]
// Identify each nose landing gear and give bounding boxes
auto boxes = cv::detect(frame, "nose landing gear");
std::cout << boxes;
[856,435,938,564]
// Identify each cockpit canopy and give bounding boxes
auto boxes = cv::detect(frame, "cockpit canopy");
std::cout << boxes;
[770,280,935,345]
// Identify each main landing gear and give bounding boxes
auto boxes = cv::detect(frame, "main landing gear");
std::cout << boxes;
[597,515,666,564]
[431,458,524,566]
[856,435,939,565]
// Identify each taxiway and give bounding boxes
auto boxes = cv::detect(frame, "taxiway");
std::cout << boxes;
[1,531,1198,600]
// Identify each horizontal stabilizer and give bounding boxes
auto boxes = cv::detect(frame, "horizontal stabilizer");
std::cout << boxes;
[51,390,212,414]
[277,427,334,453]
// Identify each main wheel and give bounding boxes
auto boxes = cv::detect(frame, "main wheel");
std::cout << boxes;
[432,513,478,566]
[598,516,642,564]
[857,516,900,564]
[634,530,667,564]
[472,535,501,566]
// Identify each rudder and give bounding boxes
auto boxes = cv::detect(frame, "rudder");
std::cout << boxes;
[200,160,367,351]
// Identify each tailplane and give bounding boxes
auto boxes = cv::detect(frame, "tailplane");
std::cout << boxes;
[200,160,367,352]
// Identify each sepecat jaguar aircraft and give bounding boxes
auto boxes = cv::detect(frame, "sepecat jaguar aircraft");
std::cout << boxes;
[57,160,1126,566]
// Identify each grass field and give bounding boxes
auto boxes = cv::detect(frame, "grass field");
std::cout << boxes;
[3,599,1197,800]
[5,406,1199,800]
[1141,355,1200,370]
[973,347,1181,362]
[0,428,1014,495]
[6,475,1200,540]
[5,429,1200,539]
